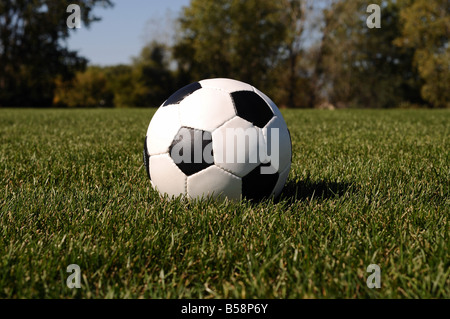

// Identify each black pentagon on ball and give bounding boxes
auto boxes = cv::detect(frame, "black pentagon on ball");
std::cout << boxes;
[231,91,274,128]
[169,126,214,176]
[163,82,202,106]
[143,136,151,180]
[242,162,279,201]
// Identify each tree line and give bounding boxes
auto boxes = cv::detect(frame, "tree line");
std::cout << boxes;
[1,0,448,108]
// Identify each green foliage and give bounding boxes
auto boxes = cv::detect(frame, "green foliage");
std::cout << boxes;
[0,108,448,298]
[320,0,423,108]
[104,65,135,108]
[1,0,447,108]
[54,43,176,108]
[0,0,113,107]
[130,42,175,107]
[54,67,114,107]
[174,0,310,106]
[394,0,450,108]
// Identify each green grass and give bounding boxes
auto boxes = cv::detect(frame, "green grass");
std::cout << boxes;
[0,108,448,298]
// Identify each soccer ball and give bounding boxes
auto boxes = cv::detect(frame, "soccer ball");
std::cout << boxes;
[143,78,291,201]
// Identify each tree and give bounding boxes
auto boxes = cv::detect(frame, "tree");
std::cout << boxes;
[104,64,135,108]
[54,42,176,108]
[0,0,113,107]
[394,0,449,108]
[173,0,300,101]
[131,42,175,107]
[320,0,423,108]
[53,66,114,107]
[272,0,324,108]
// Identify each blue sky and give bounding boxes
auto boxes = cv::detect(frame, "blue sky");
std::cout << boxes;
[66,0,191,66]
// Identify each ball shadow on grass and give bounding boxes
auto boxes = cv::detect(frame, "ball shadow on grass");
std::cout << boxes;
[276,178,357,204]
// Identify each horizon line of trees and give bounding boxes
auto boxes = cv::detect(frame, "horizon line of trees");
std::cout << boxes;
[1,0,449,109]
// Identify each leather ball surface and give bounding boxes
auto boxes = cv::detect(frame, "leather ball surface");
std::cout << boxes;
[143,78,291,200]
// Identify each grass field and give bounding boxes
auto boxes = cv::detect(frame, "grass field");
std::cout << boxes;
[0,108,448,298]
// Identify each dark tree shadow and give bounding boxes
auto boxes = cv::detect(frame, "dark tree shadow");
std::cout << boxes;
[275,178,357,204]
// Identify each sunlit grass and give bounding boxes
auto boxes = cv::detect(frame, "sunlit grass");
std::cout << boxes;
[0,108,448,298]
